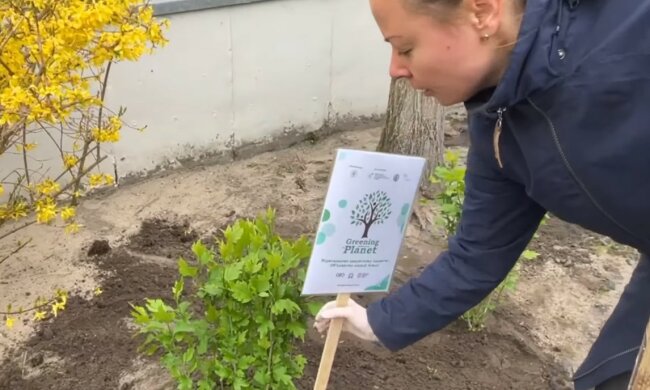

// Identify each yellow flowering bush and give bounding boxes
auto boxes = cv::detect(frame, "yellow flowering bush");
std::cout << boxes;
[0,0,169,328]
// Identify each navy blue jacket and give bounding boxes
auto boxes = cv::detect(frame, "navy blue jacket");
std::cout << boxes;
[366,1,650,389]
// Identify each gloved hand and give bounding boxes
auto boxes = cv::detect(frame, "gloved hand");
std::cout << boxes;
[314,298,379,343]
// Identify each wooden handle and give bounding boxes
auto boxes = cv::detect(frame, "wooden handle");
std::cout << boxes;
[629,319,650,389]
[313,293,351,390]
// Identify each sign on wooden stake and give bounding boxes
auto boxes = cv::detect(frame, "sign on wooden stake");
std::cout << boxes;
[302,149,425,390]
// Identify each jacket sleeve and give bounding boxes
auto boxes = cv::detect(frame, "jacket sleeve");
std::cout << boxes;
[366,147,546,352]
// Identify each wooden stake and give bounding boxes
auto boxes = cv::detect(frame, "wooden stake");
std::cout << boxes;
[313,293,350,390]
[629,319,650,389]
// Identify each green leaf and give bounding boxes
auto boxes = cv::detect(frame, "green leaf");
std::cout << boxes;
[130,305,150,325]
[267,251,282,270]
[146,299,176,323]
[203,282,223,297]
[179,376,193,390]
[226,224,245,244]
[521,249,540,261]
[252,275,270,293]
[271,299,301,316]
[244,254,263,274]
[174,321,195,334]
[224,263,243,282]
[306,301,324,317]
[153,309,175,323]
[259,319,274,337]
[172,279,184,302]
[144,343,159,356]
[258,337,271,349]
[205,304,219,323]
[219,240,234,260]
[441,203,458,213]
[273,365,293,385]
[254,369,271,386]
[294,354,307,371]
[197,333,209,355]
[214,362,229,379]
[192,241,214,265]
[178,258,198,278]
[177,301,191,314]
[287,321,306,339]
[183,347,195,363]
[292,237,312,259]
[237,329,249,344]
[233,377,248,390]
[198,379,215,390]
[231,281,253,303]
[238,355,255,367]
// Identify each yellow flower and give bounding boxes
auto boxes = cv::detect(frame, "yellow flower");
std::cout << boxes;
[88,174,104,188]
[63,154,79,169]
[56,290,68,305]
[0,0,169,135]
[11,202,28,220]
[15,143,37,152]
[0,184,4,196]
[51,301,66,317]
[103,174,115,186]
[34,311,47,321]
[60,206,76,221]
[92,127,120,143]
[36,179,61,196]
[36,197,57,224]
[93,287,103,296]
[5,317,16,329]
[65,222,81,234]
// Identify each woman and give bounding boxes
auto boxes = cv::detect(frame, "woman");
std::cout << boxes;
[314,1,650,389]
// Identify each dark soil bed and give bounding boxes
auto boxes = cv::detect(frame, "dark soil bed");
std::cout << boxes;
[0,218,570,390]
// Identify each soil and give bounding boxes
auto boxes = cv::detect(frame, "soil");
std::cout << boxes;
[0,218,569,390]
[0,115,640,389]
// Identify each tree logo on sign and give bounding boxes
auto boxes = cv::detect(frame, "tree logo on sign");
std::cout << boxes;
[350,190,392,238]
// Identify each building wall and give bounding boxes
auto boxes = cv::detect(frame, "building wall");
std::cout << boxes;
[1,0,391,185]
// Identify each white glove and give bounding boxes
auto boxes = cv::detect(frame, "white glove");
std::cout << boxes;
[314,298,379,343]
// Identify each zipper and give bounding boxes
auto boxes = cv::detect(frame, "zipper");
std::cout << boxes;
[493,107,507,169]
[527,97,649,247]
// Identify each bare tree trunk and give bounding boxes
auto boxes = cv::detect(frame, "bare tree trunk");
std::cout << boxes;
[377,77,445,182]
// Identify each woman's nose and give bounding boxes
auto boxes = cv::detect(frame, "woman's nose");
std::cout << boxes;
[389,52,411,79]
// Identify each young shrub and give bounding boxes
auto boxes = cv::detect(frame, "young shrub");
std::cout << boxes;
[130,208,321,390]
[429,150,540,331]
[461,263,520,332]
[430,150,466,238]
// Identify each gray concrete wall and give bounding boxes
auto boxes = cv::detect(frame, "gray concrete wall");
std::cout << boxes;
[1,0,391,188]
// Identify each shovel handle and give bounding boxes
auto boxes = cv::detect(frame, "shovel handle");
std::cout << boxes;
[629,319,650,389]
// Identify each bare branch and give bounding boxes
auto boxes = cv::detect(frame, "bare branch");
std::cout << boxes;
[0,221,35,242]
[21,125,33,203]
[0,238,32,267]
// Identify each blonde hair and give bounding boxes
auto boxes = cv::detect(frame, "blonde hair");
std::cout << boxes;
[407,0,526,22]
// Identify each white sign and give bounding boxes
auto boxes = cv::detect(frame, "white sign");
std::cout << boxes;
[302,148,426,295]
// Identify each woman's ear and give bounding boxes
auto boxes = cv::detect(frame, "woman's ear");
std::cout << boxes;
[465,0,503,38]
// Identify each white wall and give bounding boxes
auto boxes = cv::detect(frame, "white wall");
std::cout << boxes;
[1,0,391,185]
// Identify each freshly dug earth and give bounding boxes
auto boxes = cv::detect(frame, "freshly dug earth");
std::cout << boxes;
[0,124,637,390]
[297,319,568,390]
[0,218,569,390]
